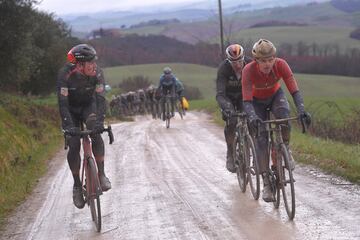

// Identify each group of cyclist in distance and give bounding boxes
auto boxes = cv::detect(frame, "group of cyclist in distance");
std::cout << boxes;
[57,38,311,208]
[216,39,311,202]
[109,67,185,120]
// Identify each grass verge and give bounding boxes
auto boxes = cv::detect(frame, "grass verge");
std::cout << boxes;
[0,93,62,226]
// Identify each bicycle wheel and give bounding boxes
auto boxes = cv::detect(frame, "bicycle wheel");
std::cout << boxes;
[245,135,260,200]
[177,102,183,119]
[87,157,102,232]
[234,132,246,192]
[165,100,171,128]
[270,166,280,209]
[278,144,295,220]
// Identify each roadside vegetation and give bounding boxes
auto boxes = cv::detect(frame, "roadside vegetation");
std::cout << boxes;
[0,93,62,225]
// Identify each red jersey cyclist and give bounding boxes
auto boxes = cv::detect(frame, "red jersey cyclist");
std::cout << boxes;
[241,39,311,202]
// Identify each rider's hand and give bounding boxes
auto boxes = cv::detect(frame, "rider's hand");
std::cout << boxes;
[299,111,311,127]
[66,127,80,136]
[93,122,104,134]
[222,108,234,120]
[249,117,263,134]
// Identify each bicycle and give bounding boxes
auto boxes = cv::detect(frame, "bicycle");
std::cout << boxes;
[260,115,307,220]
[176,97,185,120]
[64,125,114,232]
[162,93,173,128]
[228,111,260,200]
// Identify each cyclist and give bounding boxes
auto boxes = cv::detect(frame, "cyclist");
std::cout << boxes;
[242,39,311,202]
[57,44,111,209]
[158,66,176,120]
[216,44,250,173]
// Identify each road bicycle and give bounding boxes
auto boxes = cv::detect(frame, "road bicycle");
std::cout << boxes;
[64,125,114,232]
[260,115,307,220]
[229,111,260,200]
[162,93,173,128]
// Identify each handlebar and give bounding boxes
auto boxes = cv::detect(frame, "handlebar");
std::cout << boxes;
[63,125,114,150]
[258,116,307,136]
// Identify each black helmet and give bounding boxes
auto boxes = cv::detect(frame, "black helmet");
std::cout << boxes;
[67,44,97,63]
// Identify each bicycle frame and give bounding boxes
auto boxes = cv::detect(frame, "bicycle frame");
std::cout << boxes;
[81,136,102,198]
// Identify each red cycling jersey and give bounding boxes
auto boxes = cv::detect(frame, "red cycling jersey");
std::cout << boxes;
[242,58,299,101]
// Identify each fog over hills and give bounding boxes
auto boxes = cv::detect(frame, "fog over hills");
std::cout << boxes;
[61,0,330,34]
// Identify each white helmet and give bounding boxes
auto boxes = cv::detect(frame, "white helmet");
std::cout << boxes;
[252,39,276,59]
[225,44,244,62]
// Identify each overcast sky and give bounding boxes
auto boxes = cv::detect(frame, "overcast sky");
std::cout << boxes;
[36,0,205,15]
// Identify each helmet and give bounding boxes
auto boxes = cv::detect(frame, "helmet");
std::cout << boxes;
[163,67,172,74]
[67,44,97,63]
[252,39,276,59]
[225,44,244,62]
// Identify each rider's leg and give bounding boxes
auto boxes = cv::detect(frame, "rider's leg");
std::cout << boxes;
[67,134,86,208]
[271,89,295,170]
[224,114,237,173]
[170,97,175,117]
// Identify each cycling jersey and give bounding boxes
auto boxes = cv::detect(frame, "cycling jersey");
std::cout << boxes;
[216,58,250,111]
[242,58,299,101]
[57,63,106,129]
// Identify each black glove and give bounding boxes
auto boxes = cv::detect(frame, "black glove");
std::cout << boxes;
[299,111,311,127]
[248,116,263,135]
[93,122,104,134]
[65,127,80,136]
[222,108,234,120]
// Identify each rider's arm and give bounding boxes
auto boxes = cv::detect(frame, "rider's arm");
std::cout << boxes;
[241,64,258,120]
[216,62,233,110]
[95,68,107,124]
[57,66,74,129]
[278,59,305,114]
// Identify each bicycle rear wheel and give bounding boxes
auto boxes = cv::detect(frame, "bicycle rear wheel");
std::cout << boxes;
[245,135,260,200]
[87,157,102,232]
[177,102,183,119]
[278,144,295,220]
[234,132,246,193]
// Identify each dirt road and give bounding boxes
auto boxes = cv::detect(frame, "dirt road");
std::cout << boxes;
[1,112,359,240]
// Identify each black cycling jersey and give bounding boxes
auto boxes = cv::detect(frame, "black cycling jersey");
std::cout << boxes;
[57,63,106,129]
[216,58,251,111]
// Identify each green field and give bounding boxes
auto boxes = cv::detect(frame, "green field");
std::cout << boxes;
[104,63,217,98]
[104,62,360,98]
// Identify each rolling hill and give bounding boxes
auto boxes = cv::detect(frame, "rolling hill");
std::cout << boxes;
[104,63,360,99]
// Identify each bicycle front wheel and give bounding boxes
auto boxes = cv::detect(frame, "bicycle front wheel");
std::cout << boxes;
[87,157,102,232]
[165,101,171,128]
[278,144,295,220]
[245,135,260,200]
[234,132,246,193]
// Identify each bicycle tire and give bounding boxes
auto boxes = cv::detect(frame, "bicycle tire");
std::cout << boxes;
[165,99,171,128]
[245,134,260,200]
[270,165,281,209]
[177,102,183,119]
[278,144,295,220]
[87,157,102,232]
[234,131,246,193]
